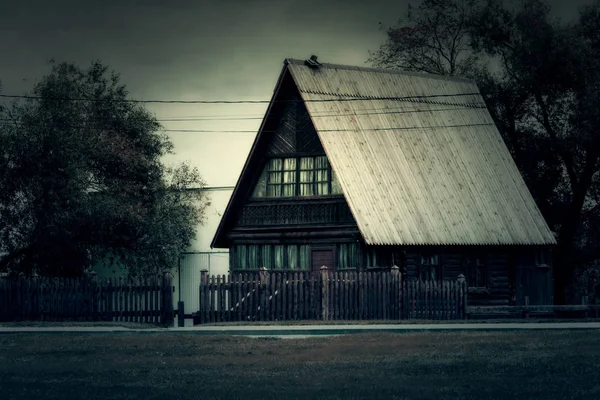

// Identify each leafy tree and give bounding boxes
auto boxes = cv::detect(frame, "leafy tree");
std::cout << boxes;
[370,0,600,303]
[0,61,209,278]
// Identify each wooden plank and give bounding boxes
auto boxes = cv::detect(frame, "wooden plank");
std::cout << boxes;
[215,275,221,323]
[364,272,369,320]
[253,273,259,322]
[359,272,364,320]
[312,271,317,320]
[283,272,288,321]
[208,275,214,323]
[235,274,241,322]
[383,272,389,320]
[138,278,144,323]
[268,272,274,321]
[368,272,374,320]
[296,272,302,320]
[440,280,445,320]
[273,272,280,321]
[292,272,298,320]
[132,278,137,323]
[114,277,120,322]
[225,274,231,323]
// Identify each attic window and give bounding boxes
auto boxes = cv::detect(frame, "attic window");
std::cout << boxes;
[256,156,342,198]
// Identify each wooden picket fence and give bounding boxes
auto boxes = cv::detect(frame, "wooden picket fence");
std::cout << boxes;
[197,269,467,323]
[0,273,174,325]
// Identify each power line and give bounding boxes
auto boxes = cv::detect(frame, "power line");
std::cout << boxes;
[0,105,488,128]
[0,119,494,133]
[0,92,485,104]
[162,123,495,133]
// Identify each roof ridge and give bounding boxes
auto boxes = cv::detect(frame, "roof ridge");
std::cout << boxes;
[284,58,475,85]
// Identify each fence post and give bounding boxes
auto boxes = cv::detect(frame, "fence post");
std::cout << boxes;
[457,274,466,319]
[199,269,208,324]
[259,267,268,322]
[320,266,329,321]
[161,270,174,327]
[391,266,401,320]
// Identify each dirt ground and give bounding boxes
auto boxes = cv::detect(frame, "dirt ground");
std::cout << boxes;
[1,330,599,399]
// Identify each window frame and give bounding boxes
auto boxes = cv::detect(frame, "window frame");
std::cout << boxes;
[418,253,442,281]
[233,243,310,271]
[264,155,336,198]
[465,254,489,289]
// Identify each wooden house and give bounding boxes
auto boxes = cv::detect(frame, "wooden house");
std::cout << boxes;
[211,57,556,306]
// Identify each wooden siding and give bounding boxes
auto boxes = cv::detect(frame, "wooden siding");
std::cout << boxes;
[401,248,512,306]
[266,83,323,156]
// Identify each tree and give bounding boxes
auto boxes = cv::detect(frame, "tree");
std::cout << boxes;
[370,0,600,303]
[368,0,481,76]
[0,61,209,278]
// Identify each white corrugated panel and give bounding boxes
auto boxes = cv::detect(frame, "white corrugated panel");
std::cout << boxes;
[286,60,556,246]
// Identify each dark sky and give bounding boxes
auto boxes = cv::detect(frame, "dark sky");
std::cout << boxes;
[0,0,594,186]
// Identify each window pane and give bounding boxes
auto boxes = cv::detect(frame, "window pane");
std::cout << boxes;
[315,156,328,169]
[300,183,313,196]
[283,158,296,171]
[248,245,259,269]
[300,157,314,170]
[269,171,282,185]
[287,245,298,270]
[237,245,247,270]
[274,245,285,269]
[283,171,296,184]
[339,244,347,269]
[299,245,310,270]
[269,158,283,171]
[348,243,357,269]
[267,184,282,197]
[262,245,272,270]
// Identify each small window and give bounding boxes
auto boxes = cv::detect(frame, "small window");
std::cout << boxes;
[338,243,357,269]
[419,254,441,281]
[365,248,402,269]
[466,256,487,288]
[535,250,551,267]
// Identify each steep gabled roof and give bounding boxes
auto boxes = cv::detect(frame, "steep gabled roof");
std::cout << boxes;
[211,59,556,248]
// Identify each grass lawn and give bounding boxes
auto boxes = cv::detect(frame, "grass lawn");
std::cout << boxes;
[1,331,599,400]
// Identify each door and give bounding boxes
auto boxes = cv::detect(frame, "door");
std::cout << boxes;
[311,247,335,273]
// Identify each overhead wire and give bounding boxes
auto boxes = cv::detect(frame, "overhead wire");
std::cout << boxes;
[0,91,485,104]
[0,105,490,133]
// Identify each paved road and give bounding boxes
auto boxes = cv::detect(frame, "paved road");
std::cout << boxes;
[2,322,600,337]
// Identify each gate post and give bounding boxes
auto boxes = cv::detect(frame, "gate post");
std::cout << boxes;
[320,266,329,321]
[161,270,174,327]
